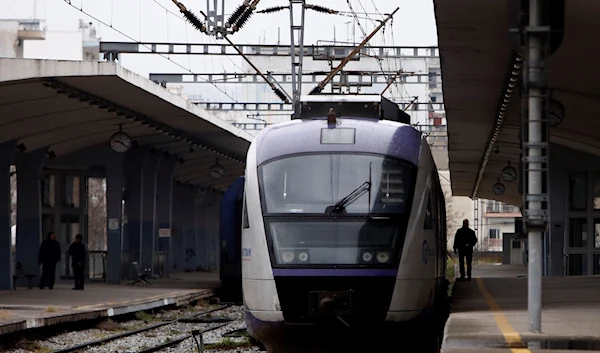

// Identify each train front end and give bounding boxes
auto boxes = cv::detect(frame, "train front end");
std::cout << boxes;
[241,97,440,352]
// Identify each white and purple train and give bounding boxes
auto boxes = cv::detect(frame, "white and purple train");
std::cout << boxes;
[239,95,448,352]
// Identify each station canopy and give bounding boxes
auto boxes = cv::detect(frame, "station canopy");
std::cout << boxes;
[434,0,600,205]
[0,58,254,190]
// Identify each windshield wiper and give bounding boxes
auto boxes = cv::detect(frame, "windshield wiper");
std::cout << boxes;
[325,180,371,215]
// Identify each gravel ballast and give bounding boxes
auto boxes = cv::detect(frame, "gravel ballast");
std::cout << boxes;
[4,304,262,353]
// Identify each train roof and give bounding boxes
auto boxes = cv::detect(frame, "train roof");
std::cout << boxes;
[292,94,411,124]
[253,118,423,166]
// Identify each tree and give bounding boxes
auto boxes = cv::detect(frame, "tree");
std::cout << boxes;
[87,177,107,251]
[443,187,466,251]
[438,171,466,251]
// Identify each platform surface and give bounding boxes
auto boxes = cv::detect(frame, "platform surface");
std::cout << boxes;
[0,271,220,335]
[442,264,600,352]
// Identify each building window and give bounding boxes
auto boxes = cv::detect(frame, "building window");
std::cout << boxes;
[41,174,55,208]
[428,71,437,88]
[489,229,500,239]
[569,172,587,211]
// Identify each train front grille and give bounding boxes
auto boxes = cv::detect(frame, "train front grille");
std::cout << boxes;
[273,276,396,324]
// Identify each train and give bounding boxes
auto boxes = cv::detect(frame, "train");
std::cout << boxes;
[221,95,449,352]
[219,175,244,301]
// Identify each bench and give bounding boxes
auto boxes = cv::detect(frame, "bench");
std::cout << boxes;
[12,274,37,290]
[127,261,151,286]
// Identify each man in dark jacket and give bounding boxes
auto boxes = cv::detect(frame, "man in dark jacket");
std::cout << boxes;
[68,234,87,290]
[453,219,478,281]
[39,232,61,289]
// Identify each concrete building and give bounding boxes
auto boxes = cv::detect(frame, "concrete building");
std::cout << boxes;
[0,18,46,58]
[0,18,100,61]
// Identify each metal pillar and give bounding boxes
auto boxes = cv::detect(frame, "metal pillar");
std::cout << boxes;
[184,186,197,271]
[205,0,226,38]
[0,142,15,290]
[194,192,206,271]
[105,156,124,284]
[171,183,185,272]
[124,149,147,277]
[289,0,306,112]
[15,148,47,279]
[522,0,550,334]
[156,157,176,277]
[141,152,161,276]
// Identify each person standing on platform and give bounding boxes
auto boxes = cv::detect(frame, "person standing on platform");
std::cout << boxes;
[68,234,87,290]
[453,219,477,281]
[39,232,61,290]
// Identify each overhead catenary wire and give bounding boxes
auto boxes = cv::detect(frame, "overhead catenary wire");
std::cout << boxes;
[61,0,260,118]
[170,0,287,103]
[225,0,261,33]
[173,5,289,103]
[344,0,401,98]
[309,7,399,95]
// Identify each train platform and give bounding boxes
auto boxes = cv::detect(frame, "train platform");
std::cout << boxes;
[0,271,220,336]
[441,264,600,352]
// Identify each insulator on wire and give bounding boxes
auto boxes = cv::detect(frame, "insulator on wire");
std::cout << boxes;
[257,6,288,14]
[182,10,206,32]
[226,5,246,27]
[273,88,289,103]
[306,4,338,14]
[233,8,253,30]
[309,86,322,95]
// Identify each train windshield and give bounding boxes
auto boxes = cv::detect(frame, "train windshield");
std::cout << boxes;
[265,218,406,266]
[258,153,414,215]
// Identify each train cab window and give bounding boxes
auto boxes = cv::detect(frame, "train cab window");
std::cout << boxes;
[424,192,433,229]
[258,153,414,215]
[242,195,250,229]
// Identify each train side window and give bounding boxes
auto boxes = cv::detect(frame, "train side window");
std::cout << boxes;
[242,195,250,229]
[424,191,433,229]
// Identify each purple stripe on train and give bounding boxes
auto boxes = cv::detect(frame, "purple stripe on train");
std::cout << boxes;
[255,118,422,166]
[272,268,398,277]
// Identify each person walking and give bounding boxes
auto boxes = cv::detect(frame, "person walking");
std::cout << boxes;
[453,219,478,281]
[39,232,61,289]
[68,234,87,290]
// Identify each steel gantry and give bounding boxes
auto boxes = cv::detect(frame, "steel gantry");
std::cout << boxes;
[192,101,444,112]
[148,72,439,85]
[99,42,439,60]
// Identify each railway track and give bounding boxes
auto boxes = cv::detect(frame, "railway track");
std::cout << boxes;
[42,304,255,353]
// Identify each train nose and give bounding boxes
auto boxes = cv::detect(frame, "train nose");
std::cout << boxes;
[317,293,351,314]
[318,296,336,313]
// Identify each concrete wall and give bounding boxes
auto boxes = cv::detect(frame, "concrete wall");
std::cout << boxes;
[24,31,83,60]
[0,21,20,58]
[480,216,517,251]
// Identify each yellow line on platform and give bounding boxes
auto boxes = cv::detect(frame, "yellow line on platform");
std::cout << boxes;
[475,278,530,353]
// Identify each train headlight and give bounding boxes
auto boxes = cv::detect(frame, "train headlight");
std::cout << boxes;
[376,251,390,263]
[298,251,309,262]
[362,252,373,262]
[281,251,295,263]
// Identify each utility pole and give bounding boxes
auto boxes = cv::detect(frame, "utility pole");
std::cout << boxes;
[289,0,306,113]
[524,0,545,334]
[521,0,554,335]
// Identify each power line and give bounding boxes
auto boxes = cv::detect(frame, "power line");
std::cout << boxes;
[61,0,260,118]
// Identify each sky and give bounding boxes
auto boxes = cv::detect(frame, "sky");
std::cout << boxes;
[0,0,438,107]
